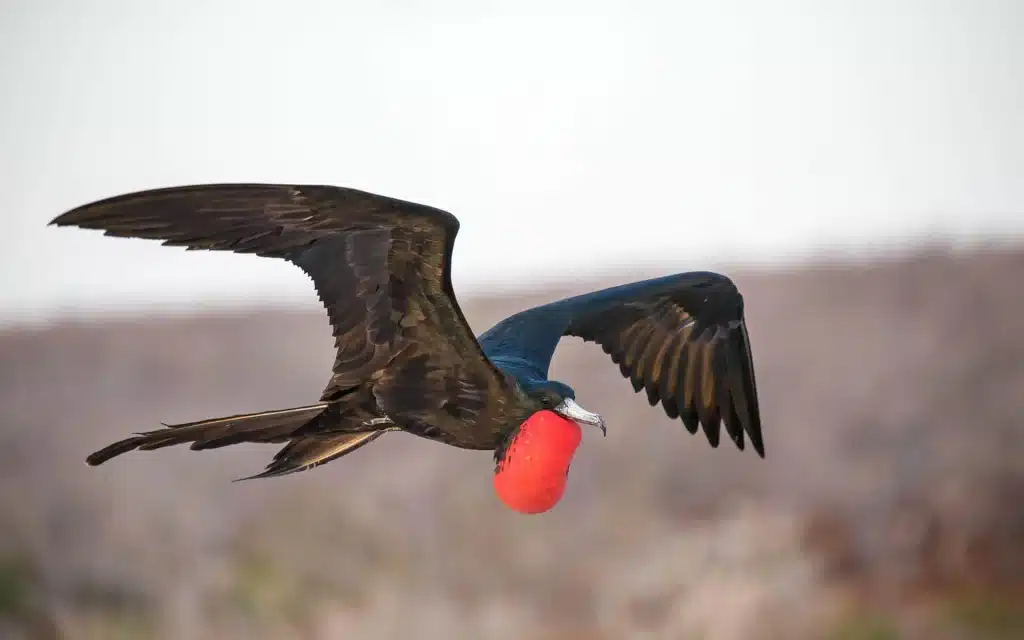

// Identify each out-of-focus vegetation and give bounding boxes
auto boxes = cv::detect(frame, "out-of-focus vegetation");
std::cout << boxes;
[1,244,1021,639]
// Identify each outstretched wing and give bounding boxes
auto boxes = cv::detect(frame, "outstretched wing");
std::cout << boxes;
[477,272,764,457]
[50,183,511,439]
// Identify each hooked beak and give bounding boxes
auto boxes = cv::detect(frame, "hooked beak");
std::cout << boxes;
[554,398,607,437]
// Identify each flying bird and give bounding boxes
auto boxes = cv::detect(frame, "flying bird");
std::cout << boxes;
[50,183,765,483]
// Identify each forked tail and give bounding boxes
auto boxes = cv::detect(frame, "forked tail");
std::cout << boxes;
[87,401,397,480]
[86,403,332,466]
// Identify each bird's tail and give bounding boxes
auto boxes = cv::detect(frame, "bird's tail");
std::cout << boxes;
[86,403,334,466]
[233,429,389,481]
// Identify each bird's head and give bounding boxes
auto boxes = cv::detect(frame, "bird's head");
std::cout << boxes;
[519,378,607,438]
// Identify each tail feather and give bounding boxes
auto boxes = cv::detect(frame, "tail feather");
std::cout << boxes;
[234,429,393,481]
[86,403,330,466]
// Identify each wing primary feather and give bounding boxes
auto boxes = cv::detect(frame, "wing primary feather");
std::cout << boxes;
[681,340,701,409]
[656,331,685,419]
[629,319,660,368]
[737,323,766,457]
[696,337,722,448]
[640,333,673,406]
[624,322,659,393]
[723,325,764,457]
[677,342,702,435]
[714,335,744,450]
[644,382,660,407]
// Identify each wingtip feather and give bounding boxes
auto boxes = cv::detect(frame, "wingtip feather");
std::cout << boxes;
[752,435,766,459]
[85,435,148,466]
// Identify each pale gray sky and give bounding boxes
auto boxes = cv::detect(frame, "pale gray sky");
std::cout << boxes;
[2,0,1022,322]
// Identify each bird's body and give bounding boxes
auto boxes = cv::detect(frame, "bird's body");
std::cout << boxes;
[50,183,765,482]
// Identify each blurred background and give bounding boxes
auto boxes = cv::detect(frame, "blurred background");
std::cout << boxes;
[2,1,1022,638]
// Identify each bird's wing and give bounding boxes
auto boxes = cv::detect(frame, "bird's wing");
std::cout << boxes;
[477,272,764,457]
[51,184,511,432]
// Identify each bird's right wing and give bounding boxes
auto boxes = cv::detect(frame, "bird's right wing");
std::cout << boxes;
[478,272,764,457]
[51,184,512,436]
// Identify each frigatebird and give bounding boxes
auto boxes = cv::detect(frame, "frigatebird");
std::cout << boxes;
[50,183,764,481]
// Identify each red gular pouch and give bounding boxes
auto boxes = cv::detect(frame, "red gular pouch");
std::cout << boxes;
[493,409,583,514]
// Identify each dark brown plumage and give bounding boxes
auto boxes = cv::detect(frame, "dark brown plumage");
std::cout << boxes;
[571,297,761,452]
[477,271,765,456]
[50,183,765,480]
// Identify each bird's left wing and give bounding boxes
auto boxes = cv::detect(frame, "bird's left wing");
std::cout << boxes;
[49,183,513,440]
[477,272,765,457]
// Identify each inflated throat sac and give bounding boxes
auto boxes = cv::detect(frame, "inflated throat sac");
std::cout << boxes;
[493,409,583,514]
